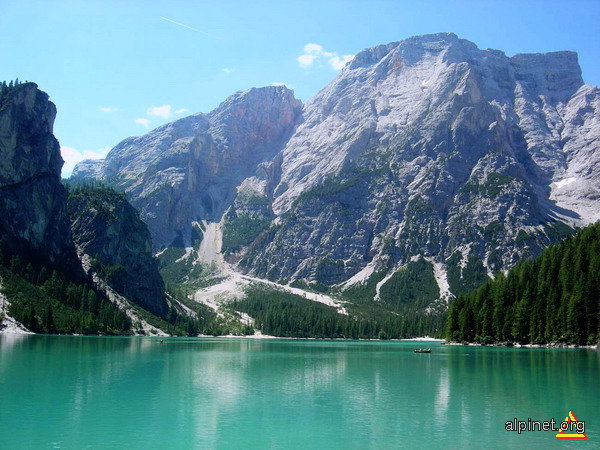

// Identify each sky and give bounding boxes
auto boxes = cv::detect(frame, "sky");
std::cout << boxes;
[1,0,599,176]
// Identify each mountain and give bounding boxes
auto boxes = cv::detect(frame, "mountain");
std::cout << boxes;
[0,82,183,335]
[445,222,600,345]
[67,185,169,318]
[0,82,130,334]
[0,82,80,272]
[239,33,598,291]
[73,86,302,249]
[72,33,600,314]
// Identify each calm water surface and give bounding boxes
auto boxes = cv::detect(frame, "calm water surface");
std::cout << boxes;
[0,335,598,449]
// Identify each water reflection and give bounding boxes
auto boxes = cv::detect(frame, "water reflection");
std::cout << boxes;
[0,336,598,449]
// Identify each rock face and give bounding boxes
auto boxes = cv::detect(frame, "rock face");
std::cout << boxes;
[67,186,169,318]
[73,86,302,248]
[236,33,599,292]
[73,33,600,300]
[0,83,79,270]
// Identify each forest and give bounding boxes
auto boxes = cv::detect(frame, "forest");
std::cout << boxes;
[0,250,132,335]
[233,286,444,339]
[444,222,600,345]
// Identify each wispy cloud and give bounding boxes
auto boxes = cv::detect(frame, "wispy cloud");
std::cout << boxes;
[134,118,151,128]
[160,16,210,36]
[297,43,354,71]
[222,68,233,74]
[147,105,172,119]
[175,108,189,115]
[60,145,111,176]
[99,107,118,113]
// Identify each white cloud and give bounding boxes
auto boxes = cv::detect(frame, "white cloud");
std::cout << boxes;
[222,68,233,74]
[298,53,318,68]
[303,43,324,54]
[175,108,189,115]
[134,118,151,128]
[297,43,354,71]
[60,145,110,176]
[328,54,355,70]
[99,107,118,113]
[147,105,172,119]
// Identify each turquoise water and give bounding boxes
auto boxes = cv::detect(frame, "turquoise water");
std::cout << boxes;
[0,336,598,449]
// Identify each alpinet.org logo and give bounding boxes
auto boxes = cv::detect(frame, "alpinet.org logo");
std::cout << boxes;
[505,410,588,440]
[556,411,588,440]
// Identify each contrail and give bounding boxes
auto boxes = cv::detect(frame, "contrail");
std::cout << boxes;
[160,16,210,36]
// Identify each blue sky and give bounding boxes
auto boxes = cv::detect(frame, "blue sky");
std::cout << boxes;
[1,0,599,176]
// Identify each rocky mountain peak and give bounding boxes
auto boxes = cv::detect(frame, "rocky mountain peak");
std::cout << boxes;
[510,51,583,102]
[72,85,303,248]
[70,34,600,304]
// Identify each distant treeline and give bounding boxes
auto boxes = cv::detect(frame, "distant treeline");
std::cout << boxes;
[445,222,600,345]
[233,287,444,339]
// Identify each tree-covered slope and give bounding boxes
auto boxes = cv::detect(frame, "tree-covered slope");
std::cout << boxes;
[67,184,169,318]
[444,222,600,345]
[0,250,131,335]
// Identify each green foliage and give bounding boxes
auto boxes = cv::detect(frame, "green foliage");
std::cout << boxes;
[515,229,531,246]
[157,246,221,295]
[221,213,271,254]
[342,271,386,303]
[65,182,128,223]
[543,221,575,241]
[314,258,345,285]
[446,253,489,296]
[483,221,504,241]
[0,256,131,335]
[405,196,434,215]
[233,286,444,339]
[295,164,385,205]
[289,279,330,294]
[90,260,127,292]
[298,177,359,202]
[166,290,243,336]
[445,222,600,345]
[378,259,440,309]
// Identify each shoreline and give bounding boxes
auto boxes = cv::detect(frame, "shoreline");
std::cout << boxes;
[445,341,599,350]
[201,333,445,341]
[2,331,597,349]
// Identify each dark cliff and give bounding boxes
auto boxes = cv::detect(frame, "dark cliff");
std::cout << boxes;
[0,82,80,272]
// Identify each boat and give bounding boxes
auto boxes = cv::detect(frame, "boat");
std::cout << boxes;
[414,348,431,353]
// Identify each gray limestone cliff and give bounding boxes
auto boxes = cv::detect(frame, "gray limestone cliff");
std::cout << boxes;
[73,86,302,249]
[235,33,599,294]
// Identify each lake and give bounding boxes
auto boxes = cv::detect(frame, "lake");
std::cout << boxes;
[0,335,598,449]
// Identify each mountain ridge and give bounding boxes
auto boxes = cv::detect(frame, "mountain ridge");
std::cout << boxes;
[72,33,600,310]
